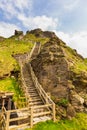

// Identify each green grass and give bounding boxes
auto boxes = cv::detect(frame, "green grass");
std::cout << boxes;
[25,113,87,130]
[0,34,48,106]
[0,78,23,105]
[0,38,33,77]
[64,46,87,74]
[0,35,48,77]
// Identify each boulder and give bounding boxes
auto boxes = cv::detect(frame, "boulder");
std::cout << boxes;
[15,30,23,36]
[69,90,85,112]
[66,104,76,119]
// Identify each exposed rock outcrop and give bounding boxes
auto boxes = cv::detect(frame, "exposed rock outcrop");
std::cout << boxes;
[31,38,69,99]
[15,30,23,36]
[30,33,87,119]
[26,28,57,38]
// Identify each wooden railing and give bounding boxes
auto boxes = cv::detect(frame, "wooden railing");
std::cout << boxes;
[27,42,37,60]
[0,104,54,130]
[19,60,30,107]
[18,42,42,107]
[1,107,7,130]
[29,42,41,60]
[1,107,30,130]
[28,63,56,122]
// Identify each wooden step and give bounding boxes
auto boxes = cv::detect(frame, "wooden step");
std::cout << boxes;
[33,108,47,113]
[27,88,36,90]
[33,116,51,124]
[29,101,43,105]
[27,89,37,92]
[29,96,40,99]
[29,97,41,101]
[29,98,41,102]
[9,123,29,130]
[33,111,51,117]
[29,102,43,106]
[29,94,39,97]
[28,92,38,95]
[27,87,36,89]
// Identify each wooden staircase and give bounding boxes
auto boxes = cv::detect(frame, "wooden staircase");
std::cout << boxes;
[18,42,56,125]
[22,63,44,107]
[1,42,56,130]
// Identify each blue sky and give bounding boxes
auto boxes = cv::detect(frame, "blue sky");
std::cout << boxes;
[0,0,87,57]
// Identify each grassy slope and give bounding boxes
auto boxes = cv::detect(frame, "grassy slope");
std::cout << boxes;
[0,78,23,100]
[26,113,87,130]
[0,34,48,106]
[0,38,33,77]
[61,42,87,74]
[0,34,48,76]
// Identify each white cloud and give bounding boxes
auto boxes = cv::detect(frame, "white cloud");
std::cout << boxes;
[55,31,70,43]
[64,0,80,11]
[13,0,33,10]
[18,15,58,30]
[0,0,33,18]
[55,31,87,58]
[0,22,20,38]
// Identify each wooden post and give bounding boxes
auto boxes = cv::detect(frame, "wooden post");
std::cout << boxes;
[8,98,11,110]
[46,97,48,104]
[30,107,33,128]
[6,111,10,130]
[2,98,5,107]
[53,103,56,122]
[1,109,4,130]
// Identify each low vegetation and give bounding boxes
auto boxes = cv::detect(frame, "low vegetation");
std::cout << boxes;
[64,46,87,74]
[25,113,87,130]
[0,38,33,77]
[0,78,24,106]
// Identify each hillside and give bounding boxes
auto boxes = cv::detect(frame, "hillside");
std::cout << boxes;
[0,29,49,103]
[0,28,87,118]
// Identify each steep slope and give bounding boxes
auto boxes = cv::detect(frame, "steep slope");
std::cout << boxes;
[0,28,87,119]
[31,35,87,118]
[0,29,48,78]
[0,29,48,106]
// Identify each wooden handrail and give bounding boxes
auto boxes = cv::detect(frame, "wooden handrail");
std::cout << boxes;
[28,42,36,60]
[7,107,29,113]
[28,63,56,121]
[29,63,54,105]
[1,107,7,130]
[29,42,41,61]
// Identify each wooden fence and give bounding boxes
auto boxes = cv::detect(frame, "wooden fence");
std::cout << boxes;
[1,103,54,130]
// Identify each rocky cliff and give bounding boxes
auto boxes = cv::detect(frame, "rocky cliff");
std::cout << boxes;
[30,30,87,119]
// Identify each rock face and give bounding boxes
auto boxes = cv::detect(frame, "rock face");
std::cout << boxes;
[26,28,57,38]
[15,30,23,36]
[14,30,24,40]
[31,38,69,99]
[31,33,87,119]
